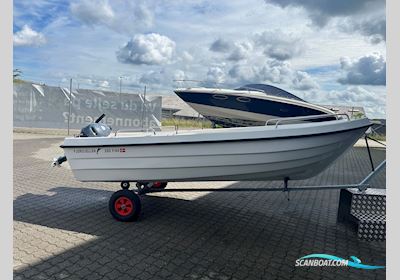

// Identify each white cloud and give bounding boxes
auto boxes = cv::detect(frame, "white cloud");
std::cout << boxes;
[312,86,386,118]
[255,30,305,61]
[338,52,386,85]
[116,33,176,65]
[209,38,231,52]
[291,71,319,90]
[173,70,186,81]
[210,30,305,62]
[228,64,257,83]
[227,41,253,61]
[133,1,153,29]
[139,70,165,84]
[139,69,187,88]
[205,66,226,85]
[13,25,46,47]
[264,0,384,27]
[97,80,110,88]
[57,73,116,90]
[13,0,386,118]
[70,0,114,26]
[181,51,194,62]
[338,15,386,44]
[228,59,319,90]
[70,0,153,35]
[264,0,385,44]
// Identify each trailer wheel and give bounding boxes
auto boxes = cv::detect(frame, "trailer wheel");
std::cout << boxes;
[121,181,130,190]
[109,190,141,222]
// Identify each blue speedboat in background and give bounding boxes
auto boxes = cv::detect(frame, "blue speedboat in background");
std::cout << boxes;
[174,84,336,127]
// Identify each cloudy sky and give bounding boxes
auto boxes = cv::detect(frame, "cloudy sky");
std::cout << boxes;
[13,0,386,118]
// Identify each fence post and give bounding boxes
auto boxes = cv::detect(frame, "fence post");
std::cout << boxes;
[67,78,72,135]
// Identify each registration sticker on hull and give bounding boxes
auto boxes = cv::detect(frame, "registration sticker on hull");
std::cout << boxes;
[103,147,127,153]
[72,147,127,154]
[73,148,97,153]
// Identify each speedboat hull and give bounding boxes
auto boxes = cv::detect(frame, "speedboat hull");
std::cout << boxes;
[174,86,335,127]
[61,118,371,182]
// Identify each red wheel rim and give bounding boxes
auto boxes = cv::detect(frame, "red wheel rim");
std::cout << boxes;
[114,196,134,216]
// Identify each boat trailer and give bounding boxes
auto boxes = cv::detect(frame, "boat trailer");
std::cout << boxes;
[109,135,385,222]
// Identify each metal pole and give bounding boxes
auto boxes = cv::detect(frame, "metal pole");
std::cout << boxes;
[141,86,147,129]
[366,136,386,147]
[365,136,375,171]
[119,77,122,103]
[137,184,371,195]
[29,87,33,113]
[67,78,72,135]
[359,160,386,186]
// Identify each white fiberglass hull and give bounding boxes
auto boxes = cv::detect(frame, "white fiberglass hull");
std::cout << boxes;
[61,118,371,182]
[186,102,277,125]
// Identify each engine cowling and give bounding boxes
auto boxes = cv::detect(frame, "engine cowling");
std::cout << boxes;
[80,123,112,137]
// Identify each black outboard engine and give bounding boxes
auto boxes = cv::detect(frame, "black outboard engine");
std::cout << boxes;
[79,114,112,137]
[53,114,112,167]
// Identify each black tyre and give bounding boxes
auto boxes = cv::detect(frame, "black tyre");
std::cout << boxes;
[121,181,130,190]
[109,190,141,222]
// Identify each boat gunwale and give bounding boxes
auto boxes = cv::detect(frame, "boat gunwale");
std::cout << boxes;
[60,123,371,149]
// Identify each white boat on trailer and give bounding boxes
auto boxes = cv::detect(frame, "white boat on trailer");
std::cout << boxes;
[54,114,372,221]
[174,84,336,127]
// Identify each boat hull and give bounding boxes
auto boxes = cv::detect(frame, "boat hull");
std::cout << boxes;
[62,119,371,182]
[175,89,335,127]
[186,102,276,126]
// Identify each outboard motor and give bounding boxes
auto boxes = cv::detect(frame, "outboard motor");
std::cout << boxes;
[52,114,111,167]
[79,114,112,137]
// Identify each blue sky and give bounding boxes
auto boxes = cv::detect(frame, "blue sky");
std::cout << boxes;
[13,0,386,118]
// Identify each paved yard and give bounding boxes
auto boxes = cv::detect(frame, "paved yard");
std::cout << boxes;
[13,133,386,280]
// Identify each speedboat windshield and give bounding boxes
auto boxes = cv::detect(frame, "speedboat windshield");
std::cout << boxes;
[235,84,305,102]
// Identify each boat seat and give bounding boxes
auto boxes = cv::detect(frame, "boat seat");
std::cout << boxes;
[337,188,386,241]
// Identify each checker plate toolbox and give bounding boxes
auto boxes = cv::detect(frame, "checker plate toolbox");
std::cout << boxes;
[337,188,386,241]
